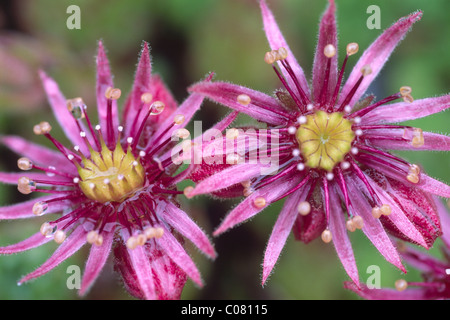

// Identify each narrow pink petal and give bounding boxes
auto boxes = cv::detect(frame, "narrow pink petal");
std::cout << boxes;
[189,81,289,125]
[328,187,360,286]
[213,174,304,236]
[345,282,428,300]
[338,11,423,108]
[79,229,115,296]
[435,197,450,248]
[260,0,310,97]
[0,231,52,254]
[361,95,450,125]
[19,225,87,284]
[96,40,119,141]
[121,230,156,300]
[312,0,337,103]
[155,224,203,287]
[358,156,450,198]
[158,202,216,259]
[0,195,69,220]
[39,70,88,154]
[347,178,405,271]
[262,186,309,285]
[1,135,75,174]
[123,42,152,137]
[191,163,269,197]
[0,172,71,185]
[401,245,447,275]
[364,129,450,151]
[365,175,428,248]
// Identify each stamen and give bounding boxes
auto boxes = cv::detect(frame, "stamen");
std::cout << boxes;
[33,122,52,135]
[321,229,332,243]
[371,206,382,219]
[253,196,267,209]
[352,215,364,229]
[144,227,164,239]
[126,236,138,250]
[17,157,33,171]
[175,128,190,139]
[66,97,86,120]
[32,201,49,216]
[54,230,66,244]
[380,204,391,216]
[226,128,240,140]
[226,153,241,165]
[183,186,194,199]
[17,177,36,194]
[395,279,408,292]
[173,114,185,125]
[400,86,414,103]
[346,42,359,56]
[40,222,56,237]
[264,51,276,65]
[297,201,311,216]
[150,101,165,115]
[105,87,122,100]
[337,65,371,112]
[237,94,251,106]
[323,44,336,58]
[141,93,153,104]
[346,220,356,232]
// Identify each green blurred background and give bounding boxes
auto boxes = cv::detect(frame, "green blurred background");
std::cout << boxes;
[0,0,448,300]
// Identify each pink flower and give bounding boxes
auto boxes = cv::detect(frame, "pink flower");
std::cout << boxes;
[345,199,450,300]
[188,0,450,287]
[0,41,216,300]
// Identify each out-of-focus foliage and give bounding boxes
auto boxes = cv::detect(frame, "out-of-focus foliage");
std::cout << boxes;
[0,0,448,300]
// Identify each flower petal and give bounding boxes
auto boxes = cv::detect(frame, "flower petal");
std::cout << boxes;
[156,224,203,287]
[96,40,119,142]
[312,0,338,105]
[0,172,71,185]
[123,42,153,138]
[147,74,178,124]
[364,129,450,151]
[338,11,423,109]
[19,225,87,284]
[189,81,290,125]
[120,230,157,300]
[260,0,310,98]
[262,186,309,285]
[158,202,216,259]
[0,195,70,220]
[345,282,428,300]
[79,229,115,296]
[328,186,360,286]
[0,231,52,254]
[1,135,75,174]
[39,70,89,154]
[361,94,450,125]
[347,178,405,272]
[213,173,304,236]
[435,197,450,248]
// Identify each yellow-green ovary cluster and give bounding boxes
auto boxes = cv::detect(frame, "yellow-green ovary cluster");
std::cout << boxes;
[77,142,145,203]
[296,111,355,172]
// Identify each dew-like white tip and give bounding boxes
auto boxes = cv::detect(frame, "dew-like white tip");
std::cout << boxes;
[95,125,101,130]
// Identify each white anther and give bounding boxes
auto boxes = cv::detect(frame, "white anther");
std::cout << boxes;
[297,163,305,171]
[326,172,334,181]
[288,126,297,134]
[351,147,358,155]
[297,116,307,124]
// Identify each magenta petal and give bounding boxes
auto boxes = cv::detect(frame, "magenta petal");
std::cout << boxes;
[79,229,115,296]
[361,94,450,125]
[0,231,52,254]
[435,197,450,248]
[147,75,178,124]
[158,202,216,259]
[312,0,337,104]
[259,0,310,98]
[364,129,450,151]
[401,245,447,275]
[1,135,74,173]
[213,174,304,236]
[121,230,157,300]
[262,186,309,285]
[345,282,428,300]
[189,81,289,125]
[364,175,428,248]
[338,11,422,108]
[328,187,360,286]
[19,225,87,284]
[96,40,119,141]
[39,70,89,154]
[0,195,69,220]
[347,179,405,271]
[155,224,203,287]
[123,42,153,137]
[191,164,269,197]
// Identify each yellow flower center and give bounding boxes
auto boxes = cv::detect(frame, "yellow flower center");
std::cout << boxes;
[296,111,355,171]
[77,141,145,203]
